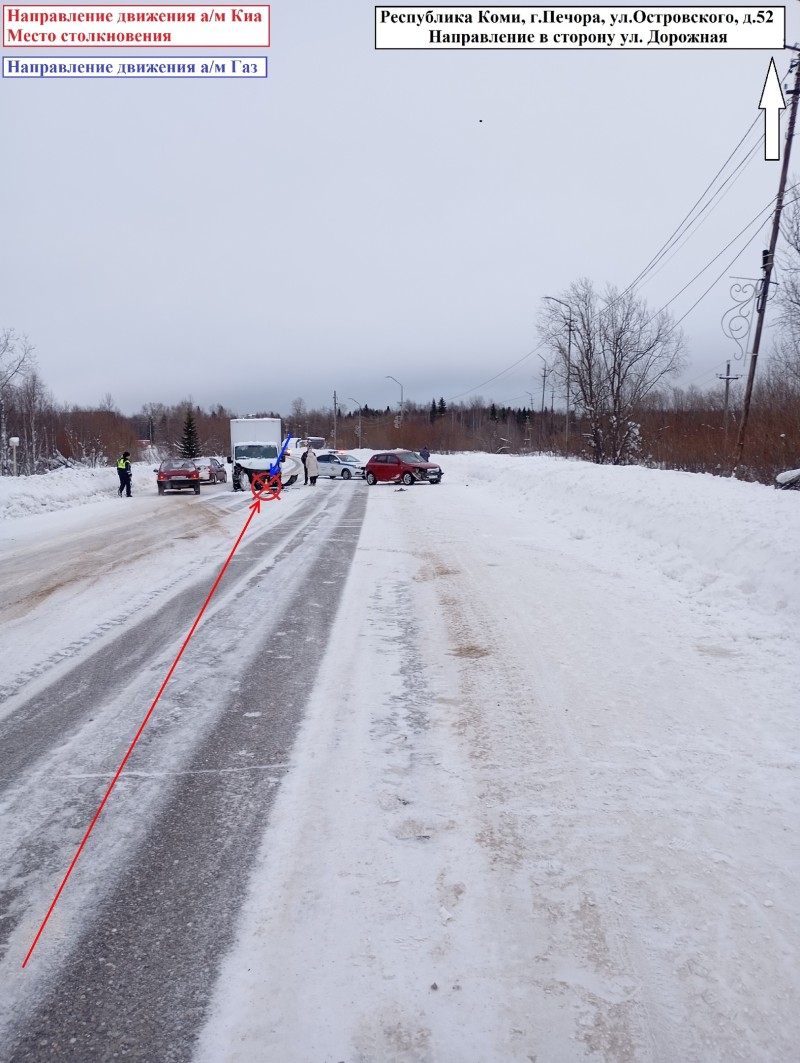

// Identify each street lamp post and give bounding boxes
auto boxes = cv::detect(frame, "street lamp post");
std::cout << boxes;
[348,397,363,446]
[386,375,404,425]
[544,295,573,450]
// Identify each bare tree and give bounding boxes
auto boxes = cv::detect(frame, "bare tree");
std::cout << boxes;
[772,193,800,391]
[0,328,36,474]
[540,279,686,464]
[17,370,52,473]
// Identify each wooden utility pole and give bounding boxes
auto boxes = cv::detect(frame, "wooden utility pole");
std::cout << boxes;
[735,56,800,467]
[718,361,742,422]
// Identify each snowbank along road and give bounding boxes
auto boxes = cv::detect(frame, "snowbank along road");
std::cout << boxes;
[1,455,799,1063]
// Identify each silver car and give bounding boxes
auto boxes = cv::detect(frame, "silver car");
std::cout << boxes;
[192,456,228,484]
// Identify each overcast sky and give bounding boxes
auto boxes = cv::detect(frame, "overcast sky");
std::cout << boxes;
[2,1,799,418]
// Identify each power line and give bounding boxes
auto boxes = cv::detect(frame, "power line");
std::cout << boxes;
[660,184,800,335]
[620,59,793,299]
[619,116,764,298]
[448,191,770,402]
[447,82,794,404]
[649,190,783,322]
[629,137,763,293]
[446,337,548,402]
[664,212,774,335]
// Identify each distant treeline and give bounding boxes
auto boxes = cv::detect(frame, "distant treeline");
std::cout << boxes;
[0,368,797,486]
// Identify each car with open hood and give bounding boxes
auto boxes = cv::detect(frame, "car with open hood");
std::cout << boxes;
[364,450,443,486]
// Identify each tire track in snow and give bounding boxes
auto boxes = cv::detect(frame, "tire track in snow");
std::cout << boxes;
[0,488,366,1061]
[416,538,675,1062]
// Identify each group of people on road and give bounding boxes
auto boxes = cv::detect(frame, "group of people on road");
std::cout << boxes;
[118,440,434,497]
[276,442,319,488]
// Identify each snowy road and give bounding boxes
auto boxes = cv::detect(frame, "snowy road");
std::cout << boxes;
[0,479,367,1060]
[1,457,799,1062]
[194,459,799,1063]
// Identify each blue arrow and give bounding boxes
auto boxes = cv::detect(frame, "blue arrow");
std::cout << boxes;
[269,433,293,477]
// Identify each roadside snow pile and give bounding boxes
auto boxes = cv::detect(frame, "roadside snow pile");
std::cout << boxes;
[453,454,800,627]
[0,463,148,519]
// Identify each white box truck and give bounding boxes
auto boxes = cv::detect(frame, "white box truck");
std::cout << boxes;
[229,418,300,492]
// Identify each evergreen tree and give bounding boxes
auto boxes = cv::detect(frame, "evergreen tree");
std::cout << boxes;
[437,396,447,417]
[430,398,437,423]
[489,402,498,422]
[179,409,200,458]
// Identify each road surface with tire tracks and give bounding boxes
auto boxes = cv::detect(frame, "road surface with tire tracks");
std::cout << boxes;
[0,482,366,1062]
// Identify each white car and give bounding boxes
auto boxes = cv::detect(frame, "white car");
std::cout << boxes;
[192,456,228,484]
[317,452,365,480]
[775,468,800,490]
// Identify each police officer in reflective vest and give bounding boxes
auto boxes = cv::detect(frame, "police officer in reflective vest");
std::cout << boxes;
[117,451,132,497]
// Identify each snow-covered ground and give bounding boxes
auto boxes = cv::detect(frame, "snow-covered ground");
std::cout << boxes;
[1,454,798,1061]
[0,462,125,519]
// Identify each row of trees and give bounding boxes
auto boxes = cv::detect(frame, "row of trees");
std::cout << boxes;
[0,349,794,485]
[0,334,244,475]
[3,246,800,483]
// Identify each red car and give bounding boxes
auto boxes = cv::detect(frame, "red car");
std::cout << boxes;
[155,459,201,495]
[364,451,443,486]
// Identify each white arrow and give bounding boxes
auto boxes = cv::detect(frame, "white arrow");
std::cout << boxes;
[759,57,786,161]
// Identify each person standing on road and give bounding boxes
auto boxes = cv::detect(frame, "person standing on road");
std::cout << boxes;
[420,445,431,462]
[117,451,132,497]
[301,445,309,485]
[305,445,320,486]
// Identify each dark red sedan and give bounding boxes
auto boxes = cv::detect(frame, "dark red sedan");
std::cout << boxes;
[155,459,201,495]
[364,451,443,486]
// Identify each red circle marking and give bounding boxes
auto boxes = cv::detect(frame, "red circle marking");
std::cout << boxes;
[251,471,282,501]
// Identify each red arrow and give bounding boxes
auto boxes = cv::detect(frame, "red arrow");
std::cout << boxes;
[22,498,262,967]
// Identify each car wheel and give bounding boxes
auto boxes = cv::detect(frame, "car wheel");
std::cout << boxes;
[157,483,164,495]
[220,472,227,483]
[366,472,377,486]
[402,472,415,486]
[341,468,352,480]
[237,468,250,492]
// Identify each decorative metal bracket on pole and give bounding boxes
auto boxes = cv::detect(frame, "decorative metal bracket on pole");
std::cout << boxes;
[720,278,762,362]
